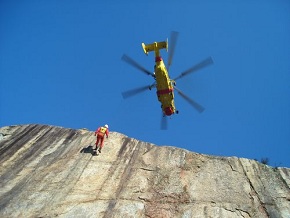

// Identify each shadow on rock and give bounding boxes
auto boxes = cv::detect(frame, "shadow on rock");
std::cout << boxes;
[80,145,96,155]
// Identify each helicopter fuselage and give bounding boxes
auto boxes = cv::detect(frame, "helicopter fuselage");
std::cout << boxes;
[155,56,176,116]
[142,41,177,116]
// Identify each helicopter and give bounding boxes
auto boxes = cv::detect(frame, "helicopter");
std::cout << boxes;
[121,31,213,128]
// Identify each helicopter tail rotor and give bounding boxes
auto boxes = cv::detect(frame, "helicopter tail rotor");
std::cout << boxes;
[167,31,179,70]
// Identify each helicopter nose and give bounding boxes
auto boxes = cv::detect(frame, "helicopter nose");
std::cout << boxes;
[165,107,174,116]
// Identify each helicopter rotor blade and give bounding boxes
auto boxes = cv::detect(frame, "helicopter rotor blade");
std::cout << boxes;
[160,113,168,130]
[167,31,179,70]
[173,57,213,81]
[121,54,155,77]
[174,86,205,113]
[121,85,150,99]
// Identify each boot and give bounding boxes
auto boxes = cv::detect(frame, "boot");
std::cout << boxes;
[98,148,102,153]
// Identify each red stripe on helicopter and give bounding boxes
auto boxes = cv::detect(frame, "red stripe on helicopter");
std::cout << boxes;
[157,88,174,95]
[155,56,162,62]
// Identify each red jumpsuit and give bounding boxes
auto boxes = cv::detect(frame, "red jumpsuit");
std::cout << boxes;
[95,126,109,150]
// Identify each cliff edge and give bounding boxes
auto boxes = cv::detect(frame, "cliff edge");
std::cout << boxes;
[0,124,289,217]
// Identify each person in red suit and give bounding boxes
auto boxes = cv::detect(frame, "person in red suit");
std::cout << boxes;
[94,124,109,153]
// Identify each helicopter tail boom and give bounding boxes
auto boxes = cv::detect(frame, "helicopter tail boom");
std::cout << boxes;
[142,40,168,55]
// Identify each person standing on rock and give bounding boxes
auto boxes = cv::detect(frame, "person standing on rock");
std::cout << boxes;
[94,124,109,153]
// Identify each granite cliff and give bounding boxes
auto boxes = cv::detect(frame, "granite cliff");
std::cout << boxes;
[0,124,289,217]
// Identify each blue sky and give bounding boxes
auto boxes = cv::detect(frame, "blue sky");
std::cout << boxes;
[1,0,290,167]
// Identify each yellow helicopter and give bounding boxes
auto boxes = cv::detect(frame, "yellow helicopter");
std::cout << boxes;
[121,31,213,128]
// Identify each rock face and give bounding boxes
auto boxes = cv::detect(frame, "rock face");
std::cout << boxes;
[0,124,289,218]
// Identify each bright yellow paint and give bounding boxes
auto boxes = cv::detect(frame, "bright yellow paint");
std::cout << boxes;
[142,40,176,116]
